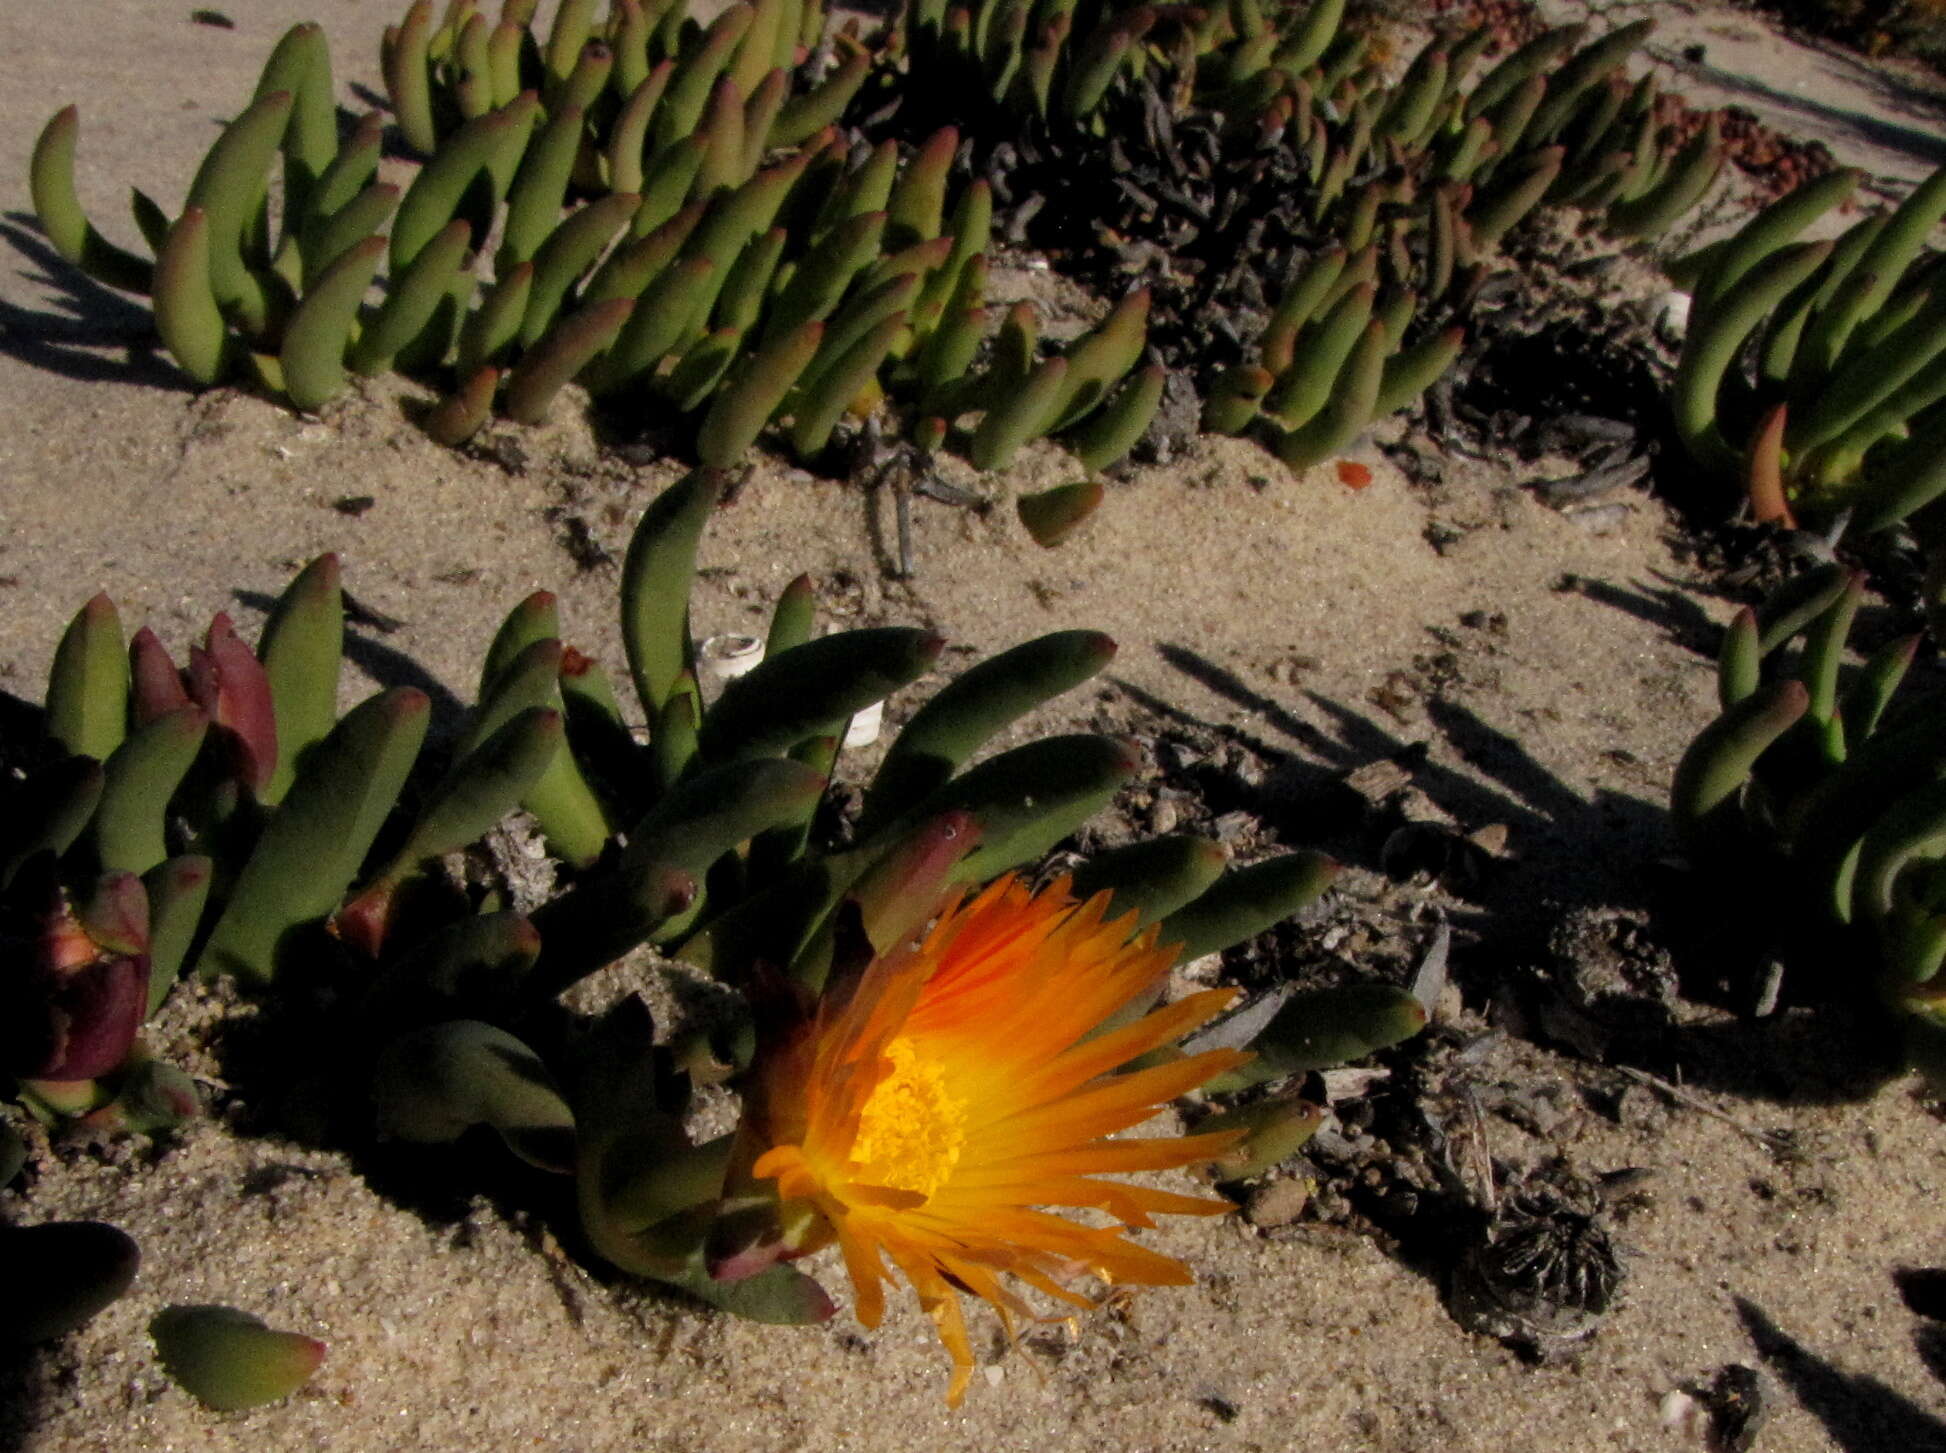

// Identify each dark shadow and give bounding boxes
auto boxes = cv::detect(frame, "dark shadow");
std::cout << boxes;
[1571,575,1724,660]
[1652,46,1946,172]
[1919,1324,1946,1394]
[0,689,50,780]
[1899,1267,1946,1322]
[1732,24,1946,124]
[1106,669,1354,834]
[1422,694,1632,839]
[0,219,188,393]
[1154,642,1341,756]
[346,82,392,120]
[1628,993,1903,1103]
[1105,670,1304,792]
[0,1343,48,1453]
[1153,640,1667,915]
[1295,689,1412,771]
[343,632,470,739]
[1737,1297,1946,1451]
[1145,639,1916,1104]
[1137,641,1681,1078]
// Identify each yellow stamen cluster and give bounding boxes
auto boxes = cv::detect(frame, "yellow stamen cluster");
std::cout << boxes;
[850,1036,968,1198]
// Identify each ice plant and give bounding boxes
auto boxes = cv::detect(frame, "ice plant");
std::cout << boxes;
[1673,565,1946,1084]
[29,12,1151,489]
[1668,159,1946,548]
[887,6,1709,472]
[743,872,1248,1404]
[6,468,1426,1364]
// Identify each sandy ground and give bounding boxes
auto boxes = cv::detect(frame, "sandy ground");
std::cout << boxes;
[1541,0,1946,197]
[4,3,1946,1450]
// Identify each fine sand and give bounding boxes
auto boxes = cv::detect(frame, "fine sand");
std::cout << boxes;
[4,4,1946,1450]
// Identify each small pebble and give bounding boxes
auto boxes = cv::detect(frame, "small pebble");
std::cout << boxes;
[1244,1179,1310,1229]
[1652,291,1691,343]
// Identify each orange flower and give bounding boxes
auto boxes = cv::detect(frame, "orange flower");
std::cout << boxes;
[747,873,1248,1404]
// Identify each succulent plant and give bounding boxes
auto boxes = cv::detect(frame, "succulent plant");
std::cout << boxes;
[381,0,858,163]
[27,2,1718,494]
[31,24,385,397]
[0,553,577,1130]
[1673,565,1946,1081]
[3,447,1427,1376]
[1667,162,1946,546]
[419,0,856,296]
[928,4,1714,257]
[425,117,1163,479]
[865,5,1718,472]
[1202,248,1467,467]
[1,1220,141,1345]
[150,1304,327,1411]
[349,467,1427,1319]
[34,25,563,414]
[30,10,1161,497]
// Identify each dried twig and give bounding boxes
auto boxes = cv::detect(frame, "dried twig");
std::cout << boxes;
[1614,1066,1797,1158]
[1463,1086,1499,1216]
[894,481,914,580]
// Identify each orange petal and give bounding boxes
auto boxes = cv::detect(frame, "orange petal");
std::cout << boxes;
[947,1128,1245,1186]
[836,1225,889,1328]
[991,988,1238,1113]
[972,1047,1250,1153]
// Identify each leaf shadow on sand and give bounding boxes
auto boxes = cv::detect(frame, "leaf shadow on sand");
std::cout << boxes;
[0,1346,48,1453]
[1653,41,1946,172]
[1567,573,1725,658]
[1737,1296,1946,1452]
[1135,638,1912,1106]
[231,589,470,740]
[0,217,187,393]
[1139,637,1669,922]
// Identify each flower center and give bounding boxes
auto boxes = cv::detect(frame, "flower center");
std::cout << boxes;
[850,1036,967,1199]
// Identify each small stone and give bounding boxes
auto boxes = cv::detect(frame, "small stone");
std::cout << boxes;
[1652,291,1691,343]
[1245,1178,1310,1228]
[1659,1387,1708,1441]
[1318,1067,1389,1101]
[1211,810,1254,843]
[1198,1391,1241,1423]
[1175,952,1224,986]
[1562,502,1633,534]
[1468,823,1509,857]
[1345,758,1413,804]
